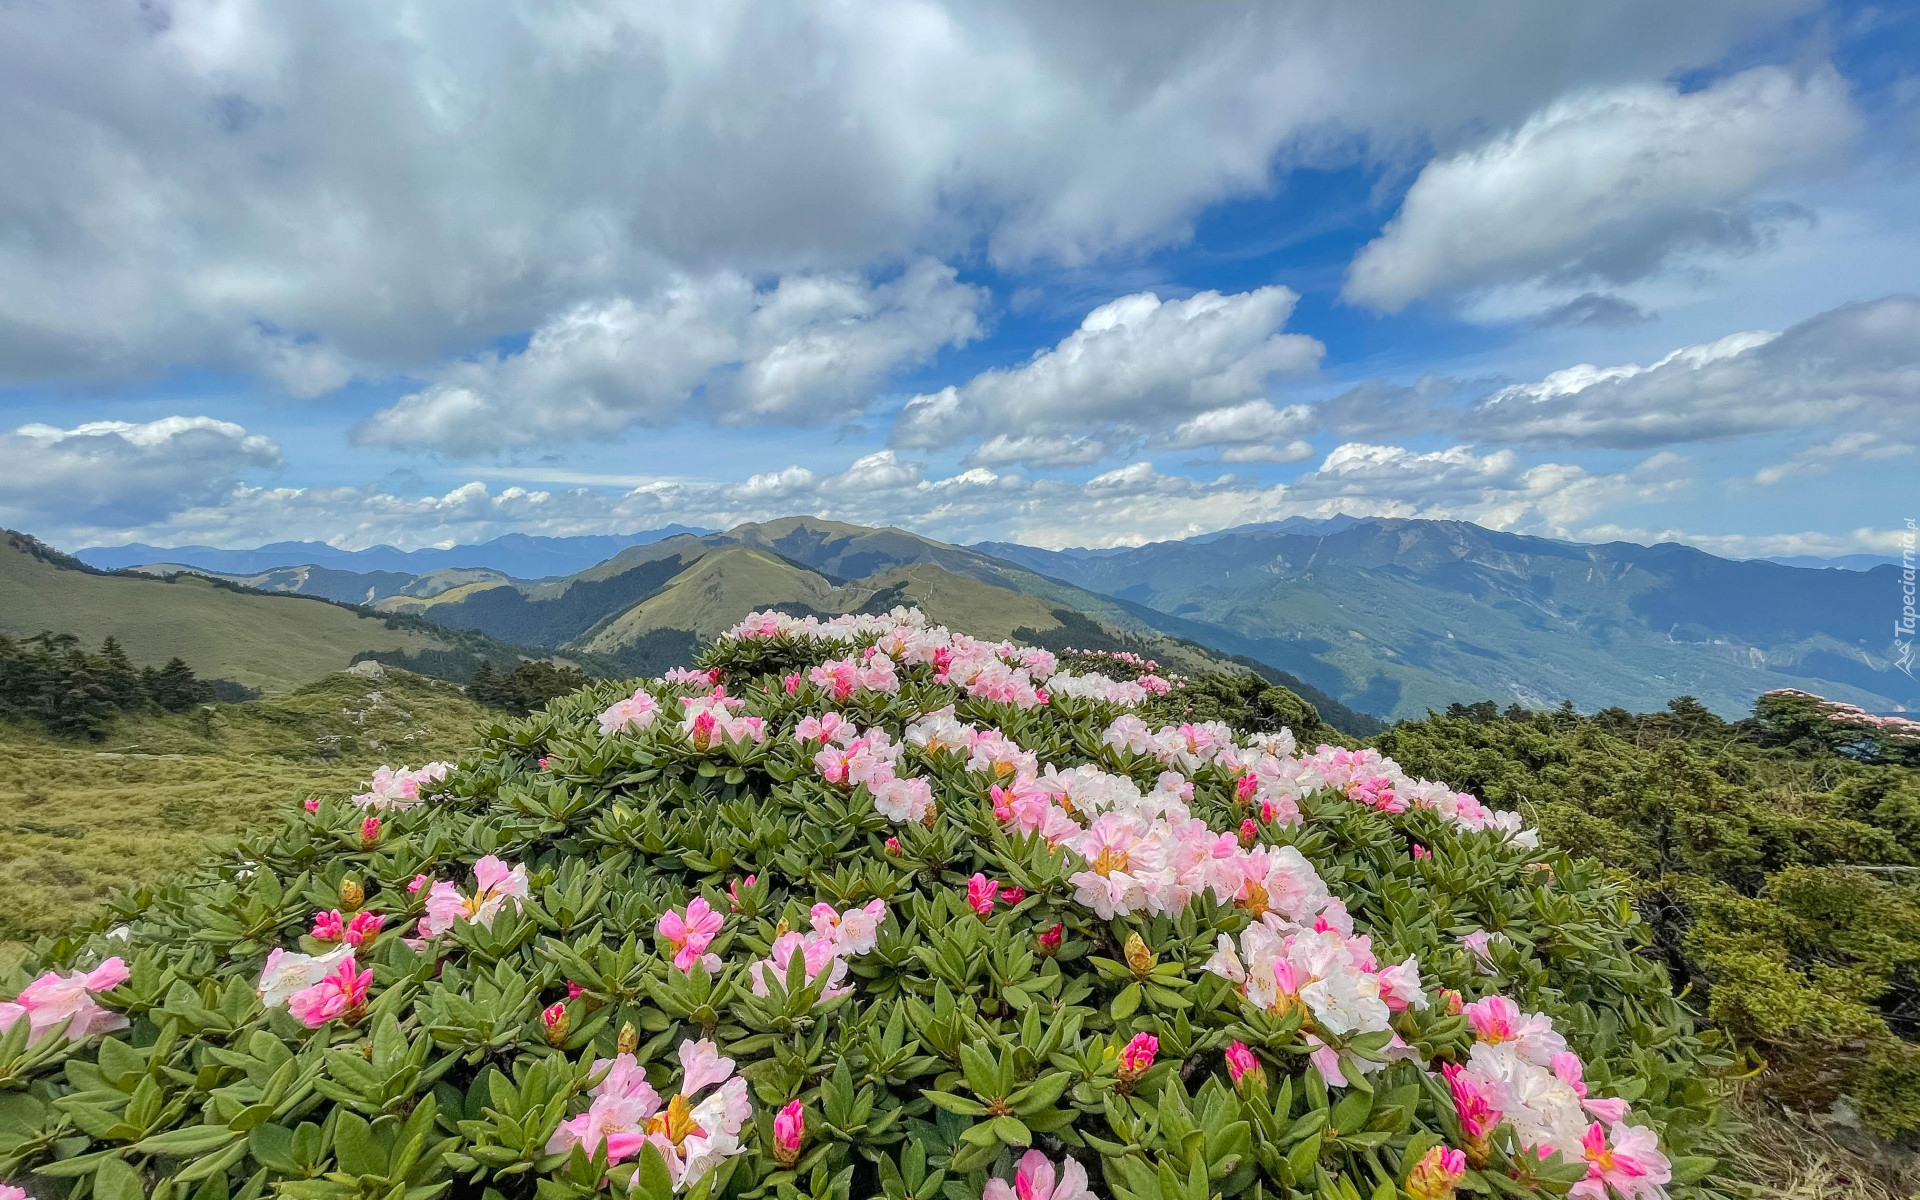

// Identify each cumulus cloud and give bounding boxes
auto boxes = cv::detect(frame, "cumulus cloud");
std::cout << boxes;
[0,0,1811,388]
[355,261,984,452]
[891,287,1322,452]
[0,417,282,531]
[1467,293,1920,448]
[1345,66,1857,311]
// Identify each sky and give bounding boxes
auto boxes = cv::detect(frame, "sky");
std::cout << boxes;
[1,0,1916,556]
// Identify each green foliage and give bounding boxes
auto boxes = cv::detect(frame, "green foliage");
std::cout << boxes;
[0,633,255,740]
[0,617,1736,1200]
[1377,694,1920,1139]
[468,662,592,717]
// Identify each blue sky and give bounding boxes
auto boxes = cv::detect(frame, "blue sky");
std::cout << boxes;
[0,0,1915,555]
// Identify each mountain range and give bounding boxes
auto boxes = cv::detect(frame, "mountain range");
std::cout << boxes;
[44,514,1913,724]
[74,526,708,579]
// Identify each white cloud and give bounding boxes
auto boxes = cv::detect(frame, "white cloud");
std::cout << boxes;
[1281,443,1690,536]
[1345,66,1857,311]
[1155,400,1316,449]
[355,261,984,452]
[891,287,1322,450]
[964,434,1111,469]
[0,0,1812,389]
[1467,293,1920,447]
[1752,431,1914,485]
[0,417,282,530]
[1216,441,1316,464]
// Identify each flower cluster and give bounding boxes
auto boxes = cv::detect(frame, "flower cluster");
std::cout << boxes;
[0,958,128,1045]
[349,761,453,810]
[597,687,660,735]
[745,899,888,1000]
[546,1039,751,1190]
[414,855,530,941]
[801,714,934,823]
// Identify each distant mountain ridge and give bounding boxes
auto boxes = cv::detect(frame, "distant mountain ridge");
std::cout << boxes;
[975,517,1912,720]
[75,526,709,579]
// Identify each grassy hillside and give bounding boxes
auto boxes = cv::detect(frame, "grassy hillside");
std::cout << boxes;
[0,669,485,950]
[0,531,483,692]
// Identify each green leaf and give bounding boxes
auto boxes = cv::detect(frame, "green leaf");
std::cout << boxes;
[1109,983,1142,1021]
[94,1156,147,1200]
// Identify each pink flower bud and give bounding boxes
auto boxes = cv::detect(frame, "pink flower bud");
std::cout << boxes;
[1225,1041,1265,1091]
[344,911,384,946]
[1118,1032,1157,1084]
[538,756,551,770]
[1406,1144,1469,1200]
[884,837,901,854]
[407,874,430,894]
[359,816,381,848]
[310,910,345,942]
[1412,843,1431,860]
[567,981,584,1000]
[728,874,757,910]
[1037,923,1063,956]
[1235,772,1258,802]
[783,673,800,695]
[303,797,321,813]
[1001,886,1025,905]
[542,1002,569,1046]
[772,1099,804,1166]
[1238,818,1258,847]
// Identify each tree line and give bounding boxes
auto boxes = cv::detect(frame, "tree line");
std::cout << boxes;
[0,632,253,739]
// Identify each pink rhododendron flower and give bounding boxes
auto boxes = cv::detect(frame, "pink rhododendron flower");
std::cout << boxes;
[1443,1061,1503,1142]
[982,1150,1095,1200]
[311,910,346,942]
[416,857,529,939]
[285,955,372,1027]
[658,898,724,973]
[407,874,429,894]
[2,1184,28,1200]
[810,899,887,956]
[965,873,1000,917]
[548,1041,750,1189]
[1571,1121,1672,1200]
[1553,1052,1632,1124]
[0,958,129,1045]
[1465,995,1568,1065]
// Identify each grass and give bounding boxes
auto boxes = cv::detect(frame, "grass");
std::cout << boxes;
[1733,1089,1920,1199]
[0,670,487,950]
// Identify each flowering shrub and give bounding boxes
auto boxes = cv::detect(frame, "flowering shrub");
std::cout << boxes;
[1,608,1734,1200]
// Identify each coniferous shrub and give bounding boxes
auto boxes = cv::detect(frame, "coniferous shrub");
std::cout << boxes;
[2,610,1734,1200]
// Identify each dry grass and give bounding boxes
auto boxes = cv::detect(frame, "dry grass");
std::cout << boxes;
[1735,1089,1920,1200]
[0,670,486,949]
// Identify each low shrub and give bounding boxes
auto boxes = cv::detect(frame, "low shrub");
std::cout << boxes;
[2,610,1734,1200]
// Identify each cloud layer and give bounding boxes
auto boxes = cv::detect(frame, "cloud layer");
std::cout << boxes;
[1345,66,1857,310]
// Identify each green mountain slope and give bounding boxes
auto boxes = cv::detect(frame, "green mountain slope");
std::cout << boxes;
[0,531,507,692]
[976,518,1913,721]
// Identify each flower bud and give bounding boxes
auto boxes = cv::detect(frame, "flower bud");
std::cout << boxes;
[1225,1041,1266,1094]
[616,1022,639,1056]
[772,1099,804,1167]
[884,837,901,854]
[303,797,321,813]
[542,1002,569,1047]
[338,877,364,910]
[1406,1145,1468,1200]
[1116,1032,1157,1092]
[1037,923,1064,957]
[1238,818,1258,848]
[920,802,938,829]
[1124,932,1154,977]
[359,816,381,849]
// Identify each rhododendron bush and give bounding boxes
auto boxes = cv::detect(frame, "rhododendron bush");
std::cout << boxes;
[1,609,1735,1200]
